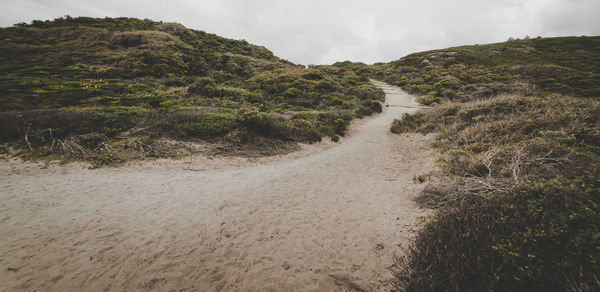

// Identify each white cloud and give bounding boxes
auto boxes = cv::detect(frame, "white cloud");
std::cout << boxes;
[1,0,598,64]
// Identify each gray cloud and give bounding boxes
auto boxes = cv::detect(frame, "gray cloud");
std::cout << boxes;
[1,0,599,64]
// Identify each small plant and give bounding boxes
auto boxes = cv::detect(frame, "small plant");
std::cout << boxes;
[159,99,175,108]
[361,99,382,114]
[412,174,430,183]
[419,95,440,106]
[188,77,220,96]
[333,118,347,135]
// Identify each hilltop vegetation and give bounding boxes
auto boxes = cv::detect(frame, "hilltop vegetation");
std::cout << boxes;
[375,36,600,103]
[378,37,600,291]
[0,17,383,165]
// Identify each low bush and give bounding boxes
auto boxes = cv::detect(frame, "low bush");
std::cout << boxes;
[360,99,383,115]
[348,84,385,100]
[159,112,238,138]
[419,95,441,106]
[188,77,220,96]
[237,106,287,138]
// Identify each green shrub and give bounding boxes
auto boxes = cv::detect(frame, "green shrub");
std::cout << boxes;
[245,91,264,103]
[328,96,344,106]
[284,87,303,99]
[349,84,385,100]
[391,112,426,133]
[333,118,348,135]
[236,107,287,138]
[361,99,382,114]
[188,77,220,96]
[419,95,441,106]
[161,112,238,138]
[159,99,175,108]
[287,119,321,142]
[316,80,337,92]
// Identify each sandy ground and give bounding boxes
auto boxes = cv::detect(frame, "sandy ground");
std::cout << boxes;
[0,81,434,291]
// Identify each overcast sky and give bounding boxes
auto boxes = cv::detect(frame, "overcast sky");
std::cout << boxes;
[1,0,599,65]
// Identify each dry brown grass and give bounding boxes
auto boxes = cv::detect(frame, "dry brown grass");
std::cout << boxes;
[394,93,599,206]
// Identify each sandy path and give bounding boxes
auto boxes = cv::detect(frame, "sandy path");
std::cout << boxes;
[0,81,433,291]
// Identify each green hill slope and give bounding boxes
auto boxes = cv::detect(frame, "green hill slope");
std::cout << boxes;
[0,17,384,165]
[375,36,600,103]
[1,17,292,110]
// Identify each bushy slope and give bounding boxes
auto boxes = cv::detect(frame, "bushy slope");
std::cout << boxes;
[1,17,289,110]
[0,17,384,165]
[375,36,600,103]
[380,37,600,291]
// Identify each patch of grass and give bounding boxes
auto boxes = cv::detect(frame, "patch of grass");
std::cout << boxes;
[160,112,238,138]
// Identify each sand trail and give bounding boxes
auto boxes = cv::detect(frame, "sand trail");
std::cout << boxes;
[0,81,433,291]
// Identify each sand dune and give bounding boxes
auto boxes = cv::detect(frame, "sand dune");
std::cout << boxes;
[0,81,434,291]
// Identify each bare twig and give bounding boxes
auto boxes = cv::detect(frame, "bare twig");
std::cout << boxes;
[483,148,500,178]
[24,127,33,151]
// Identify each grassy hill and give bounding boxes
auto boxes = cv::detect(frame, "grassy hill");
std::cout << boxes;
[0,17,383,165]
[377,37,600,291]
[375,36,600,103]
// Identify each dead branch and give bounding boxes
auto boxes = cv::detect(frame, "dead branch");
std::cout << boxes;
[483,148,500,178]
[120,118,148,136]
[56,139,88,158]
[24,127,33,151]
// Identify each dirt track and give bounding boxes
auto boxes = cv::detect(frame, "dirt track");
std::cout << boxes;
[0,81,434,291]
